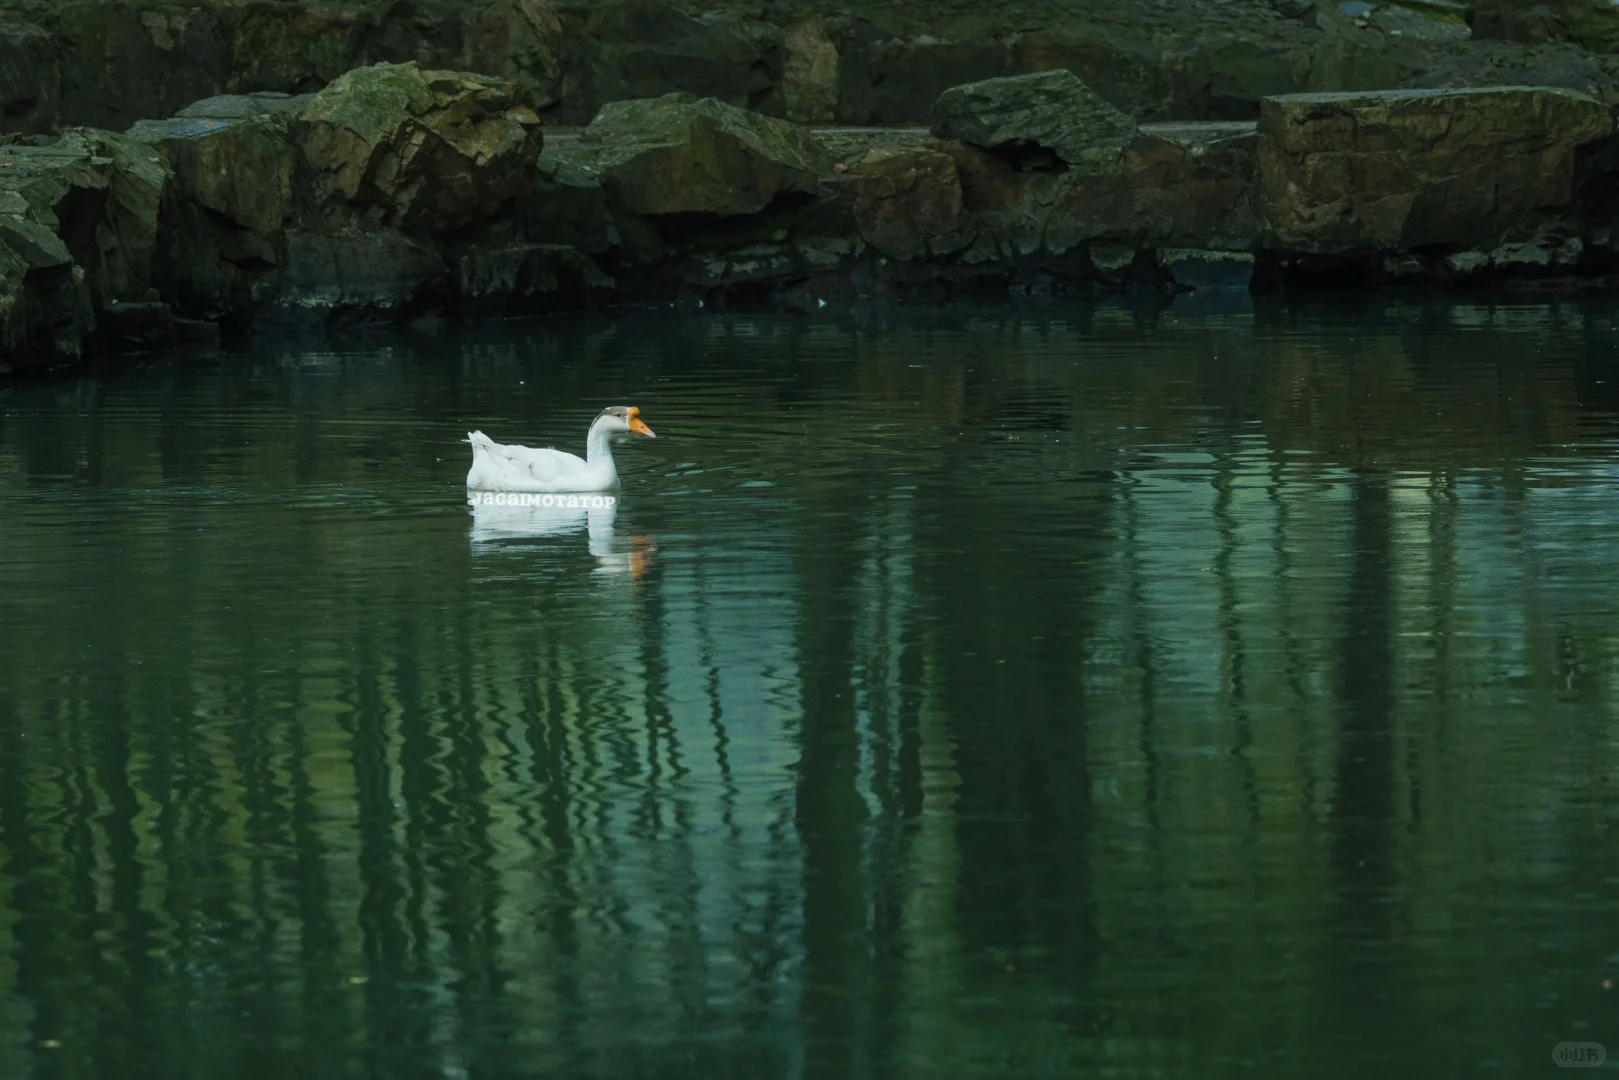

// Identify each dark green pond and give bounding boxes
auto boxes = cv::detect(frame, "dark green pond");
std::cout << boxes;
[3,299,1619,1078]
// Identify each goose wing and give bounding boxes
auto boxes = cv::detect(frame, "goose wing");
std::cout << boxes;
[510,445,589,485]
[467,430,591,490]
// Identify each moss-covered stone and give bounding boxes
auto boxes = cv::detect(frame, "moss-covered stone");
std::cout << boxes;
[7,0,1619,140]
[931,69,1138,170]
[782,17,838,122]
[127,70,560,326]
[549,93,831,216]
[299,61,542,235]
[1475,0,1619,53]
[0,22,58,134]
[228,4,369,96]
[0,208,85,373]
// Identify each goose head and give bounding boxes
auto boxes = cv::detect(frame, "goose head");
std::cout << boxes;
[594,405,656,438]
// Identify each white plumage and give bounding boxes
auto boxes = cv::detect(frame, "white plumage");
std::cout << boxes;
[465,406,655,493]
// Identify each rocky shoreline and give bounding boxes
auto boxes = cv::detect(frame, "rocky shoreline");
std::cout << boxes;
[5,0,1619,373]
[8,0,1619,132]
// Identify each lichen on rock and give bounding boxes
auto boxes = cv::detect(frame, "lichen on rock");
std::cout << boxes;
[1259,85,1613,253]
[930,69,1139,171]
[552,93,831,216]
[298,61,543,235]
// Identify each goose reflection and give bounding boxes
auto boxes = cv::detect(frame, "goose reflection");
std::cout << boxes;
[468,494,655,577]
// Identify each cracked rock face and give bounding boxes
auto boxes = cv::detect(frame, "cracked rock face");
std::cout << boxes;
[0,129,164,371]
[120,68,554,329]
[547,93,832,216]
[298,61,543,235]
[930,69,1139,171]
[1259,85,1614,252]
[128,103,302,319]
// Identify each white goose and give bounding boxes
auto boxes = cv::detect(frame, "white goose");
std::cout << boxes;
[467,406,656,493]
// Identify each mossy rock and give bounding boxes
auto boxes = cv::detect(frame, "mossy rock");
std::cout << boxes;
[299,61,543,235]
[1259,85,1613,252]
[549,93,831,216]
[931,69,1138,170]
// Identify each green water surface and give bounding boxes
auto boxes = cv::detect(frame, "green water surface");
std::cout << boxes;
[2,300,1618,1078]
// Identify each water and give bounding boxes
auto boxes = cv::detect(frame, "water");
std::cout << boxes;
[2,299,1619,1078]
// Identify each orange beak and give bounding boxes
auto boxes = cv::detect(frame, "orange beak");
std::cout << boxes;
[627,407,655,438]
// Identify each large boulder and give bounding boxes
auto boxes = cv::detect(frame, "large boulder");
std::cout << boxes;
[1357,1,1471,43]
[0,133,163,305]
[833,25,1014,126]
[0,129,166,372]
[848,146,969,259]
[553,94,831,216]
[525,152,626,257]
[931,69,1138,170]
[129,69,611,327]
[1259,86,1613,253]
[298,61,543,236]
[925,118,1260,259]
[1310,0,1472,43]
[128,94,307,319]
[53,130,167,310]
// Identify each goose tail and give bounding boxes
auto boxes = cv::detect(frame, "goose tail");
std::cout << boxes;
[466,430,503,490]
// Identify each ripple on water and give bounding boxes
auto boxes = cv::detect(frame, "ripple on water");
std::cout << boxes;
[2,305,1619,1075]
